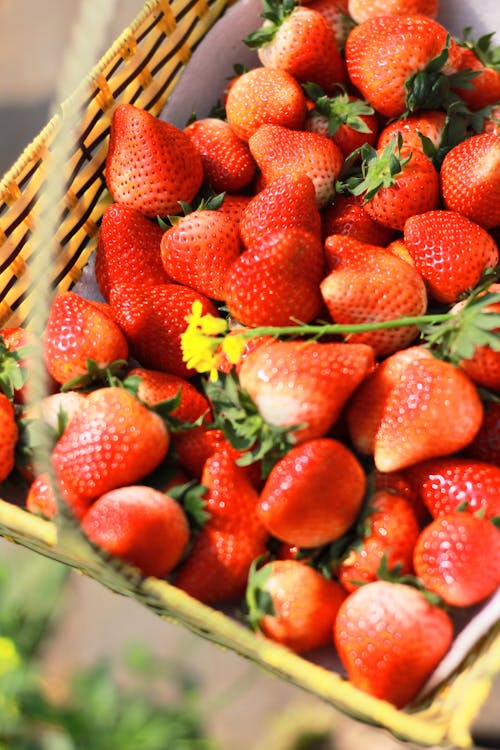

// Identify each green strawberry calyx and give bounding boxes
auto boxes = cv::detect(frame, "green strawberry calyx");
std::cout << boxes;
[245,557,275,631]
[244,0,296,48]
[303,83,375,138]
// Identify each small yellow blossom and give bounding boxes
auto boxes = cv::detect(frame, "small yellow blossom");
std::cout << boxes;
[221,334,247,365]
[181,301,230,380]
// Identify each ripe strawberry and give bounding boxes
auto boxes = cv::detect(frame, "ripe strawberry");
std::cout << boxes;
[225,66,307,142]
[306,0,352,49]
[413,513,500,607]
[258,438,366,547]
[404,457,500,520]
[347,0,438,23]
[248,124,344,207]
[105,103,203,218]
[246,558,347,653]
[466,401,500,466]
[160,204,241,300]
[127,367,210,427]
[245,0,346,92]
[224,228,325,327]
[174,451,269,604]
[26,472,58,519]
[320,194,396,246]
[238,339,375,445]
[95,203,172,301]
[321,236,428,355]
[216,193,253,224]
[453,30,500,111]
[0,392,17,483]
[0,326,45,403]
[172,425,250,479]
[376,109,447,154]
[373,468,430,526]
[43,292,129,387]
[334,580,453,707]
[184,117,256,193]
[440,133,500,229]
[336,489,420,592]
[403,210,499,303]
[347,346,484,472]
[304,84,378,158]
[339,135,440,231]
[109,283,218,379]
[239,173,321,248]
[51,386,170,505]
[344,15,464,118]
[81,485,190,578]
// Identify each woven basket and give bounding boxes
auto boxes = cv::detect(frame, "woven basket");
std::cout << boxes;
[0,1,499,746]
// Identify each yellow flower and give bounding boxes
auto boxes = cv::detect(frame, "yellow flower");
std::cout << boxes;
[0,637,20,676]
[181,301,229,380]
[221,334,247,365]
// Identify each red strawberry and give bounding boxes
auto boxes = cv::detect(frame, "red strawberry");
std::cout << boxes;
[160,205,241,300]
[95,203,172,301]
[304,85,378,158]
[105,103,203,218]
[239,173,322,248]
[184,117,256,193]
[344,15,463,118]
[466,401,500,466]
[174,451,269,604]
[320,194,396,246]
[216,193,253,224]
[26,472,59,519]
[245,0,346,92]
[321,235,428,355]
[453,31,500,111]
[376,109,447,154]
[173,425,248,479]
[127,367,210,427]
[246,558,347,653]
[248,124,344,207]
[43,292,129,387]
[238,339,375,445]
[258,438,366,547]
[109,283,218,378]
[81,485,190,578]
[0,392,17,483]
[306,0,352,49]
[225,66,307,142]
[51,386,170,506]
[336,489,420,592]
[403,210,499,303]
[413,513,500,607]
[404,457,500,520]
[334,580,453,707]
[347,346,484,472]
[0,326,48,403]
[224,228,325,327]
[440,133,500,230]
[347,0,438,23]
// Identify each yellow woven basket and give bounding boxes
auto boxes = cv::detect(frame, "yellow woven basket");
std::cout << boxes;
[0,1,499,746]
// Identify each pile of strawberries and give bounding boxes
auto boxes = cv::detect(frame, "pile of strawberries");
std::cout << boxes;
[1,0,500,711]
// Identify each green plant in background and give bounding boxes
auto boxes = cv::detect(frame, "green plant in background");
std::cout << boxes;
[0,551,216,750]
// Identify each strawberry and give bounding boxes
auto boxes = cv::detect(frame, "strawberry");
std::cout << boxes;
[346,346,484,472]
[174,451,269,604]
[344,15,464,118]
[404,457,500,520]
[336,489,420,592]
[483,103,500,136]
[238,339,375,445]
[0,326,46,403]
[95,203,172,301]
[304,84,378,158]
[376,109,447,154]
[320,194,396,246]
[413,513,500,607]
[127,367,210,427]
[453,29,500,111]
[466,401,500,466]
[347,0,438,23]
[225,66,307,141]
[184,117,256,193]
[373,469,430,526]
[246,558,347,653]
[172,424,250,479]
[105,103,204,218]
[216,193,253,224]
[337,134,440,231]
[26,472,59,519]
[51,386,170,506]
[160,201,241,300]
[109,283,218,379]
[81,485,190,578]
[334,580,453,707]
[0,392,17,483]
[440,133,500,229]
[224,227,325,327]
[402,210,499,303]
[239,173,321,248]
[43,292,129,387]
[248,123,344,207]
[245,0,346,92]
[257,438,366,547]
[306,0,352,49]
[321,235,428,355]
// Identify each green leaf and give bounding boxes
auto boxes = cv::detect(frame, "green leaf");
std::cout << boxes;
[166,480,210,530]
[245,557,274,630]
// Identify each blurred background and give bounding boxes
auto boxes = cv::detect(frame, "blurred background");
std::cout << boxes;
[0,1,499,748]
